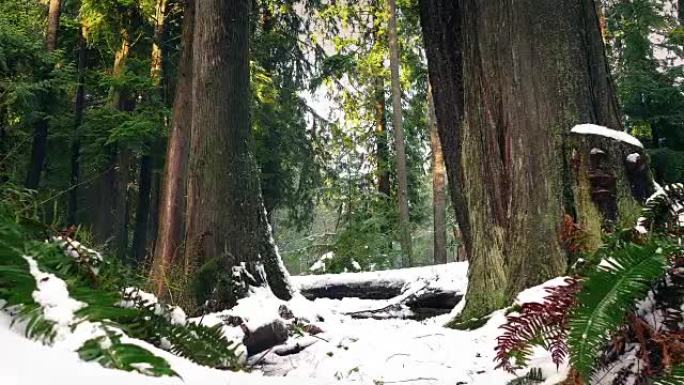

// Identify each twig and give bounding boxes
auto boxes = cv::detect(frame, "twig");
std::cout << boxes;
[377,377,438,384]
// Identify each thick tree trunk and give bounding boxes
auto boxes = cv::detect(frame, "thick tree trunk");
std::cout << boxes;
[388,0,412,266]
[420,0,643,322]
[46,0,61,51]
[428,87,447,265]
[184,0,291,311]
[68,27,87,225]
[150,0,194,299]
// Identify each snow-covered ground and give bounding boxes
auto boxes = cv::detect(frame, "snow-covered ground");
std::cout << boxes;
[0,262,568,385]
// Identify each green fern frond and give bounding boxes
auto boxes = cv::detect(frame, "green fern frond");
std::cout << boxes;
[569,239,673,379]
[78,335,178,377]
[652,365,684,385]
[166,322,241,369]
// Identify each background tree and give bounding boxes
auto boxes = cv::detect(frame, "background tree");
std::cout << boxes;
[388,0,412,266]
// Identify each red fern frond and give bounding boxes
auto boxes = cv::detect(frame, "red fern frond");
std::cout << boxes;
[494,277,581,373]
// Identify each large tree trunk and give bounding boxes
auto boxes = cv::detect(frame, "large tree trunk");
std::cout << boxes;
[420,0,648,322]
[428,86,447,265]
[149,0,194,299]
[387,0,412,266]
[184,0,291,311]
[68,26,87,226]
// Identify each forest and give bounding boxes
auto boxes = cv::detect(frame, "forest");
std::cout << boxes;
[0,0,684,384]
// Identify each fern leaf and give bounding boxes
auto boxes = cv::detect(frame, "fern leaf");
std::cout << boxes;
[569,240,670,379]
[652,365,684,385]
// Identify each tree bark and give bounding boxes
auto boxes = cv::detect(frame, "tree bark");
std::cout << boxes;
[46,0,61,52]
[372,3,390,198]
[420,0,643,321]
[184,0,291,311]
[25,0,62,189]
[428,86,447,264]
[68,26,87,226]
[388,0,412,266]
[131,0,168,266]
[150,0,194,299]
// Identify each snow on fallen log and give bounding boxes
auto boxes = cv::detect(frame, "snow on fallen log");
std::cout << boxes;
[291,262,468,319]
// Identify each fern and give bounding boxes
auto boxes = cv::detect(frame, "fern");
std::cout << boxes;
[495,278,580,372]
[652,365,684,385]
[78,335,178,377]
[569,239,673,379]
[0,205,242,376]
[165,322,241,369]
[638,183,684,234]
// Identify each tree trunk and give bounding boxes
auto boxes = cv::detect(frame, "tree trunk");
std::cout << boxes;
[68,26,87,226]
[387,0,412,266]
[372,4,390,198]
[25,0,62,190]
[184,0,291,311]
[25,119,48,190]
[131,0,168,266]
[428,86,447,265]
[46,0,61,52]
[114,34,133,260]
[420,0,646,322]
[131,155,153,264]
[149,0,194,299]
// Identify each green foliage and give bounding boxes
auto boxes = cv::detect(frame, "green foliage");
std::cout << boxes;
[165,322,240,369]
[569,239,672,378]
[0,198,242,376]
[605,0,684,150]
[649,148,684,184]
[653,365,684,385]
[78,335,178,377]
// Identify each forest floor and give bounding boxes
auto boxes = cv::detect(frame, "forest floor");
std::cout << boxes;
[0,263,569,385]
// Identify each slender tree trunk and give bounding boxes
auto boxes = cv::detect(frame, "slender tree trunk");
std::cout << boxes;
[25,0,62,189]
[150,0,194,299]
[387,0,412,266]
[131,155,153,264]
[184,0,291,311]
[372,4,390,198]
[420,0,646,322]
[46,0,61,52]
[110,30,134,262]
[131,0,168,265]
[428,86,447,265]
[25,120,48,190]
[68,26,87,225]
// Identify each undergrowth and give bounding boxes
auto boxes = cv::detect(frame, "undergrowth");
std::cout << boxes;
[0,188,242,377]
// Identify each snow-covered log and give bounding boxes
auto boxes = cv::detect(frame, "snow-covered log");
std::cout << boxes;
[291,262,468,320]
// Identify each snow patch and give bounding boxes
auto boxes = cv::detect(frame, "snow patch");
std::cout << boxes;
[571,124,643,148]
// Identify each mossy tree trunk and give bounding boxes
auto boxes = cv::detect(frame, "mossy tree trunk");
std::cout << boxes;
[183,0,292,312]
[420,0,650,322]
